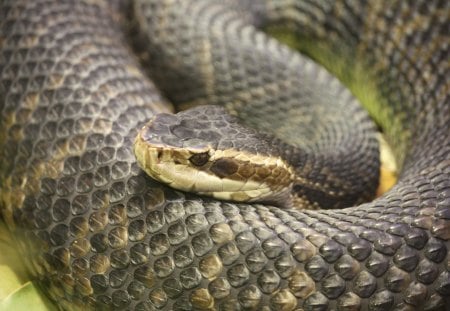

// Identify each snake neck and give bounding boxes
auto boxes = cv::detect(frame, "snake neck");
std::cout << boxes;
[267,135,379,209]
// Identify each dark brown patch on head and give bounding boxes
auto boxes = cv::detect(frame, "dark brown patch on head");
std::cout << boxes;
[210,158,239,178]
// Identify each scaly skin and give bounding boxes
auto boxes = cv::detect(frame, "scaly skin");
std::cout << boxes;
[0,0,449,310]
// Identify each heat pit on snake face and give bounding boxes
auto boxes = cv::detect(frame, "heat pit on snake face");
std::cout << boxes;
[157,150,163,161]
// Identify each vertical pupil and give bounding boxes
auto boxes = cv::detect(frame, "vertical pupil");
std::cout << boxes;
[189,153,209,166]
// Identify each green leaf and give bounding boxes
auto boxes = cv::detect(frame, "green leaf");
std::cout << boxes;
[0,221,56,311]
[0,282,56,311]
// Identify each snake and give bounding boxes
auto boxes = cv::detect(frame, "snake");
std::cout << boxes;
[133,102,379,209]
[0,0,449,310]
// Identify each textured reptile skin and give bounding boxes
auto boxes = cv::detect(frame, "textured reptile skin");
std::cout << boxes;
[0,1,449,311]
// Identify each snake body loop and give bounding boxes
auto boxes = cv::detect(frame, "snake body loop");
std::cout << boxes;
[0,0,449,310]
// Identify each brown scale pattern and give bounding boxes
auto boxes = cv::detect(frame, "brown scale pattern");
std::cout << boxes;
[0,0,449,310]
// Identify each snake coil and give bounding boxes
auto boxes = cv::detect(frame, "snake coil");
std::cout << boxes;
[0,0,449,310]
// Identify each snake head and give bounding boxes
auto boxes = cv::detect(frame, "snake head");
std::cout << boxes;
[134,105,294,204]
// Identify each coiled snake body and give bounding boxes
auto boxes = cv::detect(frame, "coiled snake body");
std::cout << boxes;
[0,0,449,310]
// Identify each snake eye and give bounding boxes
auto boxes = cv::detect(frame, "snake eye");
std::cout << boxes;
[189,152,209,166]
